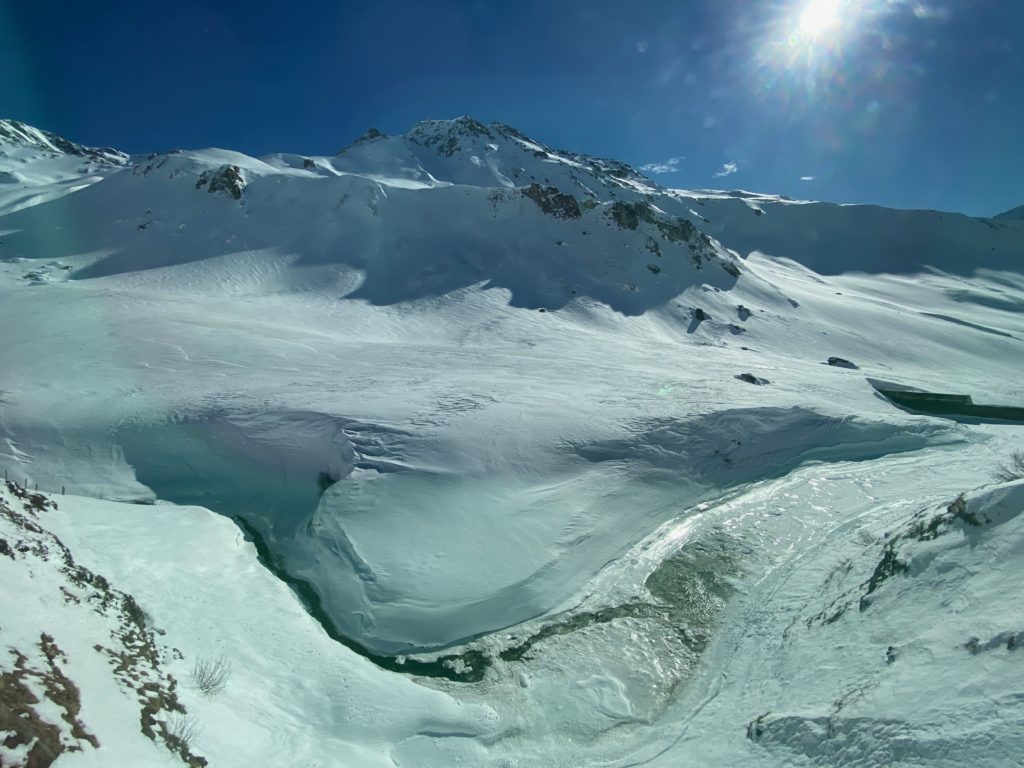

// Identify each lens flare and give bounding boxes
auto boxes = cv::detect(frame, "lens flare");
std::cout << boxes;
[751,0,880,101]
[798,0,843,37]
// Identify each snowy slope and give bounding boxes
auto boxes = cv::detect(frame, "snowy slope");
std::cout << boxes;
[0,119,127,217]
[5,461,1023,767]
[663,187,1023,276]
[0,118,1023,767]
[995,203,1024,221]
[0,482,494,768]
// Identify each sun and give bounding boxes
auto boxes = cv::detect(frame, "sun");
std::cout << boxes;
[798,0,843,37]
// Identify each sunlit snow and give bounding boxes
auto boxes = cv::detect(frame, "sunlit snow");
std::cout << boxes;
[1,117,1022,767]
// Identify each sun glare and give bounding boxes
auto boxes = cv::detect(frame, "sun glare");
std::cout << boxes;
[798,0,843,37]
[752,0,879,104]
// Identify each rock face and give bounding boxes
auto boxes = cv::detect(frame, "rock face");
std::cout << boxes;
[195,164,245,200]
[521,183,581,219]
[337,127,386,154]
[735,373,770,385]
[606,201,732,274]
[356,127,385,143]
[407,116,494,157]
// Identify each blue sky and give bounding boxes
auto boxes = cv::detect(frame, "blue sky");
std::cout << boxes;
[2,0,1021,216]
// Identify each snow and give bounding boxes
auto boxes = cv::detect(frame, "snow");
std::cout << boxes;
[664,188,1023,276]
[0,116,1022,766]
[0,119,127,216]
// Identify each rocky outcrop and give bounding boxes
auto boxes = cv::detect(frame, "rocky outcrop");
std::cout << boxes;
[735,373,770,385]
[605,201,737,275]
[0,482,209,767]
[408,117,494,157]
[336,128,387,154]
[195,164,245,200]
[521,183,581,219]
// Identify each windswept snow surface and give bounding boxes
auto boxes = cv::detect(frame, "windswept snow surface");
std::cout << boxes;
[1,117,1023,766]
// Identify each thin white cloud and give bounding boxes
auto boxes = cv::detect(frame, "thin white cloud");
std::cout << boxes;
[800,175,815,181]
[712,162,738,178]
[908,2,951,20]
[885,0,951,21]
[640,156,685,174]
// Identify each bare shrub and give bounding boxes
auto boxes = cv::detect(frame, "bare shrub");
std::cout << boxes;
[164,712,200,754]
[993,450,1024,483]
[191,656,230,697]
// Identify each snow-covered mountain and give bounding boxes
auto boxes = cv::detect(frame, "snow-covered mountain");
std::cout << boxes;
[0,119,128,217]
[1,117,1023,767]
[996,203,1024,221]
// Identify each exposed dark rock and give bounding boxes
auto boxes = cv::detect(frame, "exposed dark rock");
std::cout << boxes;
[737,305,752,321]
[521,184,581,219]
[693,308,710,322]
[0,644,88,767]
[408,117,494,157]
[607,202,700,244]
[195,165,245,200]
[646,263,661,275]
[605,202,733,274]
[336,128,387,154]
[827,356,859,369]
[720,259,741,278]
[0,483,208,767]
[735,373,770,385]
[491,122,532,143]
[857,543,909,612]
[609,201,642,230]
[356,127,384,143]
[746,712,769,741]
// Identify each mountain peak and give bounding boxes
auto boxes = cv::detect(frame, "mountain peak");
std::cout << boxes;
[405,116,497,157]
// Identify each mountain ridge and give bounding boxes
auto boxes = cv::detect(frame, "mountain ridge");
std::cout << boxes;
[4,114,1021,220]
[0,118,128,165]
